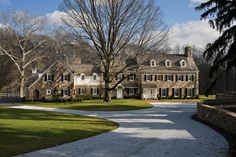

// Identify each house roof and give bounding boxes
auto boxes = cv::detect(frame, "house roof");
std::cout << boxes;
[67,64,98,76]
[140,53,199,73]
[27,60,75,88]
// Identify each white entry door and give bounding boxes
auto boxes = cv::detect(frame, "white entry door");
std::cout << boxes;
[117,87,123,99]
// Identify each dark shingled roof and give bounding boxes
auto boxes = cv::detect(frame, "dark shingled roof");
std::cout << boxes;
[140,53,199,72]
[67,64,100,76]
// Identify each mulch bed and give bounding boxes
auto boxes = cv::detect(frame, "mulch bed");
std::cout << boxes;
[192,115,236,157]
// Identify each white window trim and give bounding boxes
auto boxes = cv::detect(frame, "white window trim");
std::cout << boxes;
[187,88,194,97]
[81,73,85,81]
[117,74,123,80]
[165,60,171,67]
[150,59,156,67]
[92,73,97,81]
[129,75,135,81]
[47,74,53,82]
[174,89,180,97]
[188,74,194,81]
[46,89,51,95]
[180,60,187,67]
[92,87,97,96]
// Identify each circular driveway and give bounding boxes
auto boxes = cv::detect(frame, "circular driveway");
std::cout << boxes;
[13,103,228,157]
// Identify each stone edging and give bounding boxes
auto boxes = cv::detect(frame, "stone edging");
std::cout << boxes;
[197,103,236,135]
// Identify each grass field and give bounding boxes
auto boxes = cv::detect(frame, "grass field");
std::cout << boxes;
[22,99,153,111]
[0,107,118,157]
[159,95,216,103]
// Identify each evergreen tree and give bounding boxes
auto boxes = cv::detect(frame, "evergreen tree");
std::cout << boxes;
[196,0,236,75]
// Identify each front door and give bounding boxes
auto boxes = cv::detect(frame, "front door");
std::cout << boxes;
[117,86,123,99]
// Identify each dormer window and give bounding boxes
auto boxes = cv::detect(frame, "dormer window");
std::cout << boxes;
[81,73,85,80]
[92,73,97,81]
[150,59,156,67]
[165,60,171,67]
[180,60,187,67]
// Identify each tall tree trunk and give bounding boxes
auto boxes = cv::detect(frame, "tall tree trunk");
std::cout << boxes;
[19,70,25,98]
[103,71,111,102]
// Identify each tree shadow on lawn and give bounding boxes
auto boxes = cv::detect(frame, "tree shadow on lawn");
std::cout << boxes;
[0,108,118,157]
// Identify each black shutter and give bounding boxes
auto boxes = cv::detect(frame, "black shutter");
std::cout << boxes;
[116,76,118,80]
[61,74,64,81]
[97,88,99,95]
[91,88,93,95]
[155,75,157,81]
[192,75,194,81]
[167,88,169,97]
[186,75,188,81]
[185,88,187,97]
[52,75,54,82]
[61,89,63,97]
[180,88,182,97]
[68,74,71,81]
[161,75,163,81]
[181,75,184,81]
[159,88,162,97]
[78,88,81,95]
[144,75,147,81]
[127,88,130,95]
[44,75,47,81]
[193,88,195,98]
[176,75,178,82]
[128,75,130,81]
[172,75,174,81]
[150,75,153,81]
[172,88,174,97]
[134,74,136,80]
[68,89,71,96]
[122,74,125,79]
[165,75,167,81]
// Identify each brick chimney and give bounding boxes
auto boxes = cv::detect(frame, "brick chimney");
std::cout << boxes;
[185,46,192,58]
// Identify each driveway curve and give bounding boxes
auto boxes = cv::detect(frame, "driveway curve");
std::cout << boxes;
[12,103,228,157]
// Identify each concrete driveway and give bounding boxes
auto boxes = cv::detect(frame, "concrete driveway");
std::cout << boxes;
[12,103,228,157]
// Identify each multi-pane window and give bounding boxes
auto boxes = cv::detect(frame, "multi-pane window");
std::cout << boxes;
[147,75,152,81]
[129,75,135,81]
[92,88,97,95]
[46,74,53,82]
[167,75,173,81]
[150,60,156,67]
[162,88,167,97]
[187,88,194,97]
[188,74,194,81]
[173,88,180,97]
[117,74,123,80]
[63,89,70,96]
[158,75,163,81]
[93,74,97,80]
[177,75,183,81]
[129,88,134,95]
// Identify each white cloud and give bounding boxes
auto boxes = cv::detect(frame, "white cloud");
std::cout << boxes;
[46,11,68,25]
[189,0,207,7]
[169,20,219,48]
[0,0,10,5]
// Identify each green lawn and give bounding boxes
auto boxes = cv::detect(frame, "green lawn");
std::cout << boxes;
[159,95,216,103]
[0,107,118,157]
[23,99,152,111]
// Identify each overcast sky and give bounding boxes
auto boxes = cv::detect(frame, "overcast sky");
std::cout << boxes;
[0,0,219,48]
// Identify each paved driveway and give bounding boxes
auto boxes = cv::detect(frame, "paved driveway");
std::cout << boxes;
[12,103,228,157]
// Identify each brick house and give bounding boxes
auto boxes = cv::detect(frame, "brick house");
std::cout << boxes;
[27,47,199,100]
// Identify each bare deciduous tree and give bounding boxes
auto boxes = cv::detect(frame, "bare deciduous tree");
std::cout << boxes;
[62,0,167,102]
[0,11,47,98]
